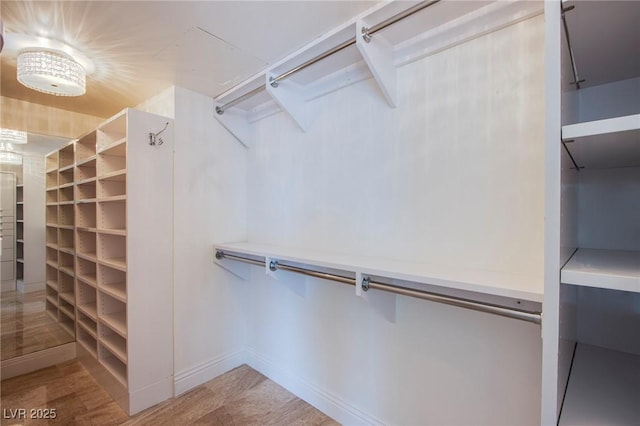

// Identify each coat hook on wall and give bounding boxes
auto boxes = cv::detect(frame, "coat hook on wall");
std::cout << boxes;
[149,122,169,146]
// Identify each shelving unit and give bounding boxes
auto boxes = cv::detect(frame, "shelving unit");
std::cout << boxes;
[43,148,76,337]
[554,2,640,424]
[64,108,174,415]
[16,184,24,282]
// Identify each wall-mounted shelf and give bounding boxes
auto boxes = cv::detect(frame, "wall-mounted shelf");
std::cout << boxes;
[561,249,640,293]
[214,241,543,304]
[561,114,640,169]
[213,0,543,147]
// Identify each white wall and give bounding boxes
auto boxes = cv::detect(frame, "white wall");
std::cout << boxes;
[241,15,545,425]
[172,87,249,392]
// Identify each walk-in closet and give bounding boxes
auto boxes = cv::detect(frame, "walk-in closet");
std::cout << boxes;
[0,1,637,425]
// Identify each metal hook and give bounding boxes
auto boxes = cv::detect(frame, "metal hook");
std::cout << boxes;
[149,122,169,146]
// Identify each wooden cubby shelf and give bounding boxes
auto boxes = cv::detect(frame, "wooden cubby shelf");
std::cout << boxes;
[44,108,172,415]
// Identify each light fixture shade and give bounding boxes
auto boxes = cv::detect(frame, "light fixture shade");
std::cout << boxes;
[0,128,27,144]
[17,50,86,96]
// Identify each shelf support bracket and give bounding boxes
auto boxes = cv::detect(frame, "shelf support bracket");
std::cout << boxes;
[356,20,397,108]
[265,73,309,132]
[267,258,307,298]
[213,101,254,148]
[213,248,250,280]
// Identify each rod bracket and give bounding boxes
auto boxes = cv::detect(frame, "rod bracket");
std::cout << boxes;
[362,276,370,291]
[269,260,278,272]
[148,122,169,146]
[215,250,224,260]
[361,26,372,43]
[215,105,224,115]
[269,76,279,88]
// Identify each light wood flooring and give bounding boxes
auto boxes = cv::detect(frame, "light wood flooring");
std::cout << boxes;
[1,290,74,361]
[0,360,338,425]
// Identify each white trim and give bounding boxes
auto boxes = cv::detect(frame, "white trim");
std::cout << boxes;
[1,342,76,379]
[174,350,246,396]
[245,346,385,426]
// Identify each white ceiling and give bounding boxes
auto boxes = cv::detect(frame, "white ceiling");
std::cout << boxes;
[1,0,377,119]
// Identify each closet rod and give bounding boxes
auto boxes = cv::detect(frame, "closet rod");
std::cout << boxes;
[215,0,440,115]
[215,250,542,324]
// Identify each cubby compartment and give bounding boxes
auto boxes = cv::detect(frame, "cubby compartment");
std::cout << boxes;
[16,185,23,203]
[58,167,74,186]
[58,269,75,296]
[58,144,75,169]
[46,246,58,264]
[76,157,97,181]
[16,262,24,281]
[46,226,58,247]
[76,257,97,286]
[45,298,58,321]
[46,264,58,289]
[98,264,126,302]
[45,282,58,301]
[99,322,127,363]
[98,344,127,387]
[97,112,126,151]
[58,251,75,276]
[98,233,126,271]
[46,170,57,189]
[97,142,126,177]
[58,185,74,203]
[16,203,23,221]
[76,131,97,163]
[58,227,75,251]
[76,181,97,201]
[97,173,126,199]
[46,205,58,225]
[76,229,97,259]
[98,200,126,232]
[58,204,74,227]
[59,296,75,319]
[77,310,98,336]
[77,326,98,357]
[98,292,127,338]
[58,302,75,338]
[16,223,23,240]
[77,279,98,319]
[46,151,58,171]
[76,202,97,229]
[16,242,24,260]
[46,188,58,204]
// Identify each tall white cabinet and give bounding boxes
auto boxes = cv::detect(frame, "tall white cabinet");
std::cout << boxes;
[67,108,174,415]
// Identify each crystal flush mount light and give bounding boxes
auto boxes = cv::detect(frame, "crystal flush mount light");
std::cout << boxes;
[17,50,86,96]
[0,142,23,165]
[4,33,95,97]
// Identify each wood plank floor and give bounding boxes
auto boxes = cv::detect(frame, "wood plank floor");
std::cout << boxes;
[0,360,338,425]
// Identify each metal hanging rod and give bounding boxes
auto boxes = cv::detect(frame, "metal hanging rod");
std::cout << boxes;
[215,0,441,115]
[215,250,542,324]
[561,5,584,89]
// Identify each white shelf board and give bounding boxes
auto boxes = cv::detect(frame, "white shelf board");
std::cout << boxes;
[100,258,127,272]
[78,303,98,320]
[100,333,127,363]
[100,282,127,303]
[562,114,640,168]
[561,249,640,293]
[214,241,543,302]
[560,344,640,426]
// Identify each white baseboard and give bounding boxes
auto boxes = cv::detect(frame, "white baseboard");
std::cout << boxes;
[1,343,76,380]
[245,346,384,426]
[174,350,246,396]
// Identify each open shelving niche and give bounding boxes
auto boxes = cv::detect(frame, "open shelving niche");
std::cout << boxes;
[555,2,640,423]
[213,0,543,148]
[16,184,24,281]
